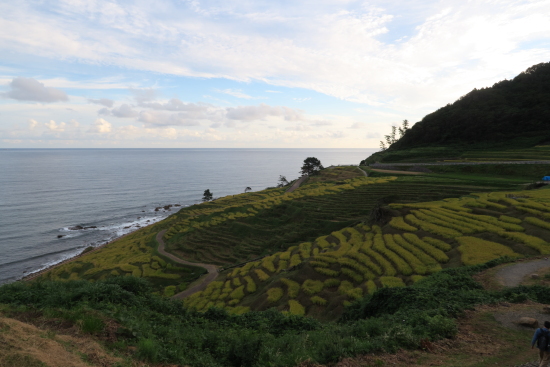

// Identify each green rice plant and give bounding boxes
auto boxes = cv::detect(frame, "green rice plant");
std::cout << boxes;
[309,260,329,268]
[365,280,377,294]
[299,242,312,259]
[164,285,177,297]
[244,276,256,293]
[288,300,305,316]
[338,257,375,279]
[405,214,461,238]
[422,236,452,251]
[499,215,522,224]
[411,275,424,283]
[279,250,292,260]
[372,234,413,275]
[239,262,257,276]
[280,278,300,298]
[261,255,276,273]
[338,280,354,295]
[441,204,471,212]
[389,216,418,232]
[516,206,550,218]
[380,276,405,288]
[132,268,142,277]
[500,232,550,254]
[413,210,473,234]
[214,301,225,308]
[420,209,484,233]
[341,268,364,283]
[223,280,232,293]
[517,199,550,212]
[232,277,242,287]
[266,287,283,303]
[210,289,221,300]
[110,270,120,276]
[327,241,352,257]
[229,286,245,300]
[227,299,240,306]
[310,295,327,305]
[456,211,524,232]
[301,279,324,295]
[312,248,320,256]
[525,217,550,231]
[289,254,302,268]
[313,255,337,263]
[360,247,396,276]
[277,260,288,272]
[477,199,507,210]
[384,234,427,275]
[120,264,139,272]
[254,269,270,281]
[345,252,382,275]
[151,262,160,270]
[393,234,438,266]
[315,236,332,249]
[314,267,339,277]
[456,236,521,266]
[346,287,364,300]
[230,268,240,278]
[435,208,504,233]
[346,227,365,246]
[403,233,449,263]
[228,306,250,315]
[331,230,349,245]
[324,278,340,287]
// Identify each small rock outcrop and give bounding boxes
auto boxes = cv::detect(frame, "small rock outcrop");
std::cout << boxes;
[517,317,539,328]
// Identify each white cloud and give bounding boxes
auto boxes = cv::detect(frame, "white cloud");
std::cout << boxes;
[44,120,66,132]
[3,77,68,102]
[349,122,366,129]
[366,132,381,139]
[293,98,311,102]
[88,98,114,107]
[111,104,138,118]
[88,118,112,133]
[226,103,304,121]
[214,89,261,99]
[138,111,202,127]
[28,118,38,130]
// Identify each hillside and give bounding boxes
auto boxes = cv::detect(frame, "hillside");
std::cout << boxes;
[364,62,550,164]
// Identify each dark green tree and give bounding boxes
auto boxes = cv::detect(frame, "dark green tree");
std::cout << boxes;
[300,157,324,176]
[277,175,289,187]
[202,189,213,202]
[244,186,252,193]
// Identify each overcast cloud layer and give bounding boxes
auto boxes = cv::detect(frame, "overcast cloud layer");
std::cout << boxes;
[0,0,549,148]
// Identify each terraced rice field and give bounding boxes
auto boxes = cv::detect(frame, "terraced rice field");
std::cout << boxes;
[184,187,550,319]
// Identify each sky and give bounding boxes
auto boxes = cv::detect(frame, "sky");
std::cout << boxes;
[1,0,549,148]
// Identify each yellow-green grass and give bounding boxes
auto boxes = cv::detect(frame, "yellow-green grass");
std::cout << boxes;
[457,236,522,265]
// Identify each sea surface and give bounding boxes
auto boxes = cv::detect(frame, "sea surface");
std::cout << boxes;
[0,148,376,285]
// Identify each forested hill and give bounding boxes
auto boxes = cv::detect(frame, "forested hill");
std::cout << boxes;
[376,62,550,159]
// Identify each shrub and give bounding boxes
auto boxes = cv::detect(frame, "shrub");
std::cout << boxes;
[302,279,324,295]
[456,236,521,266]
[266,287,283,302]
[380,276,405,288]
[281,278,300,298]
[288,300,305,316]
[389,216,418,232]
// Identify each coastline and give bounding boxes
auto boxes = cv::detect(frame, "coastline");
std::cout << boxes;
[21,219,163,282]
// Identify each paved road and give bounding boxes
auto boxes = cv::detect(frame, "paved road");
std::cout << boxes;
[155,230,219,299]
[369,168,425,175]
[495,258,550,287]
[285,176,308,193]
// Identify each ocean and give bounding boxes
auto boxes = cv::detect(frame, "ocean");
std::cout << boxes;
[0,148,376,284]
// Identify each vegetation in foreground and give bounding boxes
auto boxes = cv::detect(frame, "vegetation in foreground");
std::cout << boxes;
[3,258,550,367]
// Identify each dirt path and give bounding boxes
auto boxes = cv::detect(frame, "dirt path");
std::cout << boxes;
[495,258,550,287]
[155,230,219,299]
[285,176,308,193]
[369,168,425,175]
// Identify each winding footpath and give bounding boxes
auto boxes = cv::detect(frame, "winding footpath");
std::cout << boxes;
[495,258,550,287]
[155,230,219,300]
